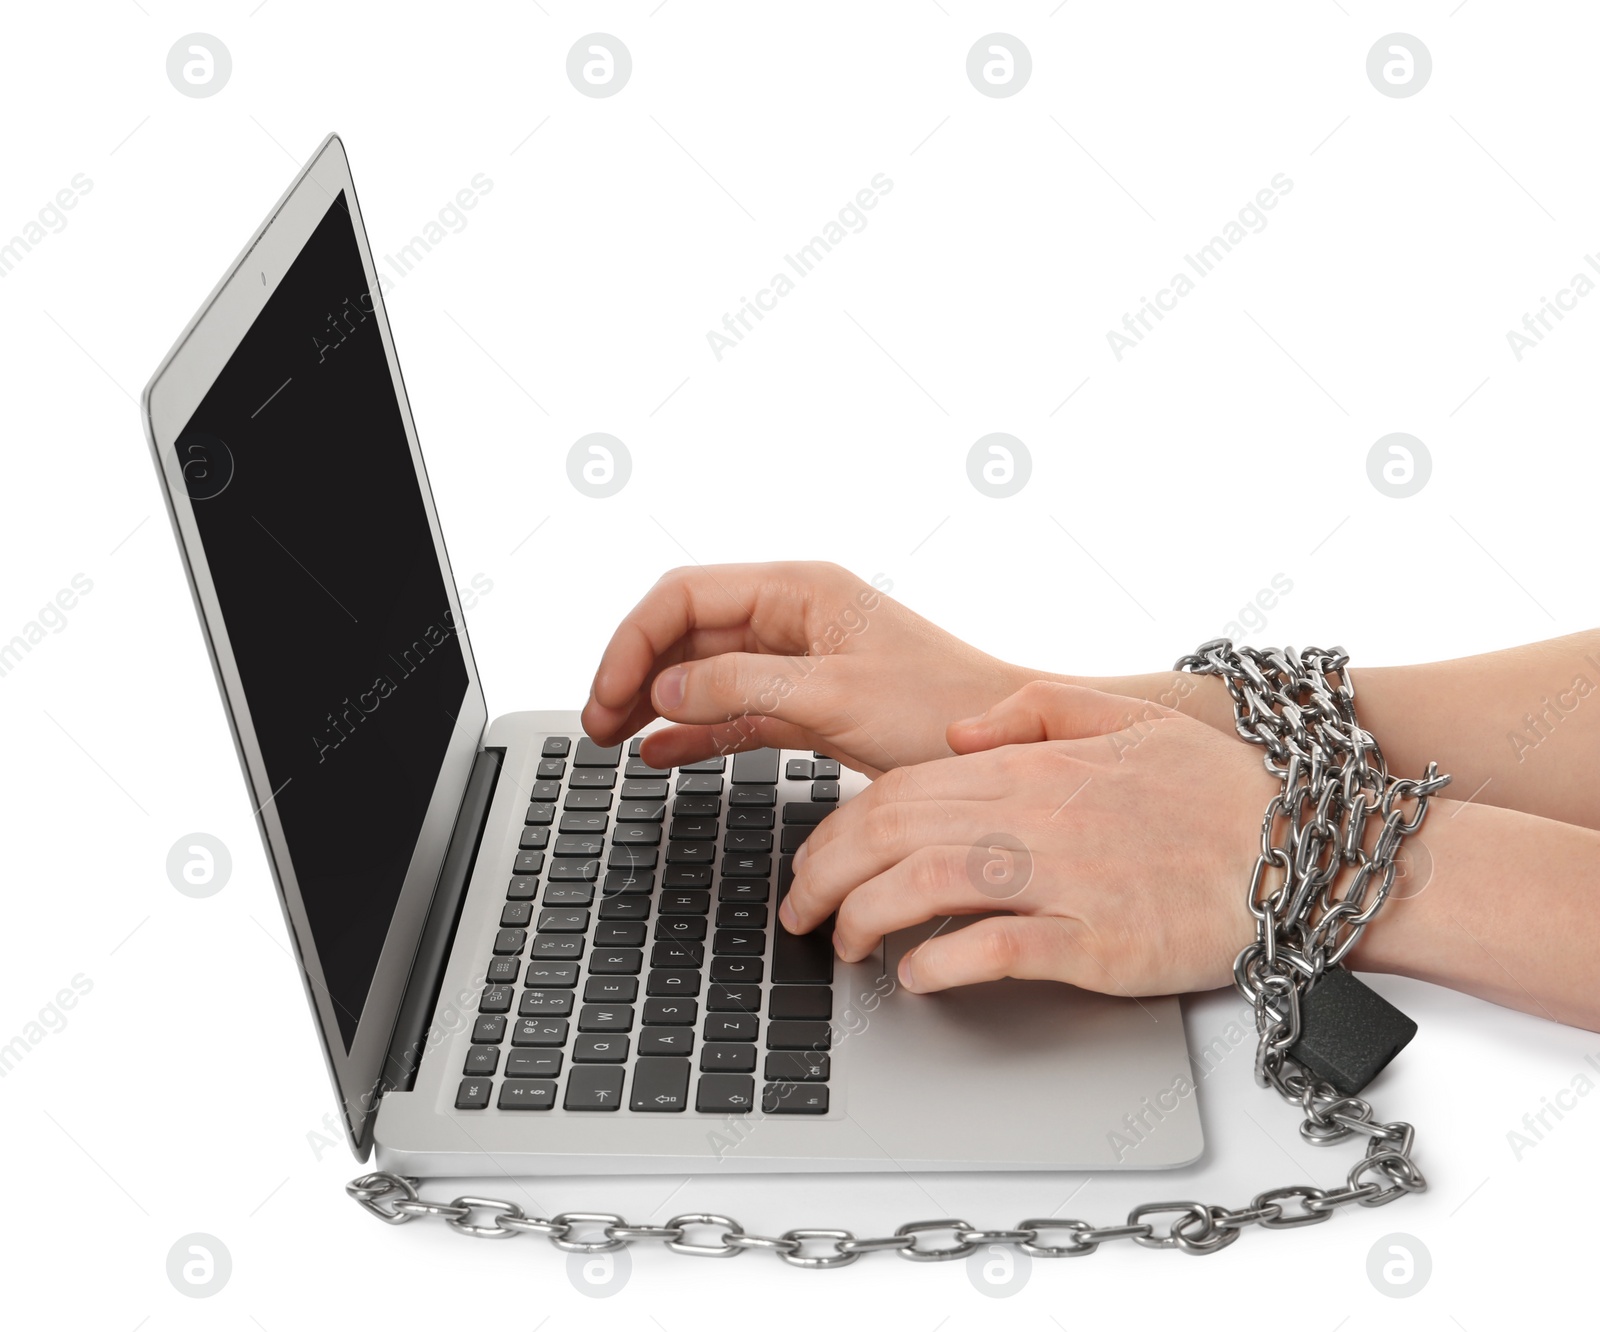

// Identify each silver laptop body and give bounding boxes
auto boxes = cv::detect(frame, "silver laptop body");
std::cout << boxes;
[141,133,1203,1175]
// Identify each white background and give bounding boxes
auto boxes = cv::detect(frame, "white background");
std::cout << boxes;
[2,1,1597,1327]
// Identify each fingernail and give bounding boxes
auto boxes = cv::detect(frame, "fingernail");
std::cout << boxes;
[951,714,984,729]
[832,929,846,959]
[792,841,809,873]
[654,666,686,711]
[779,898,800,932]
[898,952,919,992]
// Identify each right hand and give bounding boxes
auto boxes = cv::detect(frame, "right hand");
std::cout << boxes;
[580,562,1032,776]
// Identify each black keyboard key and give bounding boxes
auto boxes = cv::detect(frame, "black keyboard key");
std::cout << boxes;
[663,866,712,889]
[513,851,546,876]
[669,817,718,840]
[487,957,520,983]
[529,779,562,802]
[665,840,713,864]
[813,759,841,780]
[660,890,710,914]
[721,853,771,877]
[631,1056,691,1111]
[713,930,765,956]
[573,1034,630,1063]
[522,961,579,987]
[673,793,721,817]
[705,1013,759,1042]
[729,786,776,807]
[616,800,667,822]
[589,948,644,975]
[638,1029,694,1057]
[707,983,761,1012]
[677,774,724,795]
[456,1078,492,1110]
[771,908,833,985]
[585,975,638,1002]
[532,934,584,961]
[559,812,609,835]
[718,903,768,928]
[646,969,702,997]
[565,790,613,811]
[723,831,773,853]
[811,781,840,802]
[542,884,594,906]
[573,739,622,767]
[681,756,726,773]
[501,902,534,928]
[700,1043,756,1072]
[780,825,813,854]
[765,1051,830,1081]
[498,1080,557,1110]
[564,1065,624,1109]
[549,859,599,882]
[769,986,832,1020]
[554,834,605,857]
[767,1020,832,1050]
[537,757,567,779]
[524,802,555,825]
[651,940,704,969]
[507,876,541,901]
[536,908,589,933]
[643,997,698,1025]
[697,1073,755,1113]
[625,758,672,779]
[655,915,708,941]
[719,879,769,903]
[464,1045,499,1075]
[505,1050,563,1078]
[785,759,814,781]
[731,748,780,784]
[621,779,669,800]
[710,957,763,984]
[726,807,775,830]
[598,896,650,921]
[594,922,646,947]
[762,1083,829,1114]
[579,1005,633,1037]
[517,832,548,856]
[542,736,572,757]
[628,738,644,755]
[511,1018,568,1047]
[608,845,657,871]
[613,824,662,846]
[473,1015,507,1043]
[602,869,654,895]
[782,803,834,826]
[493,928,526,956]
[570,769,617,789]
[518,989,573,1016]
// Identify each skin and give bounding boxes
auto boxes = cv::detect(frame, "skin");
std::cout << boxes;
[583,562,1600,1032]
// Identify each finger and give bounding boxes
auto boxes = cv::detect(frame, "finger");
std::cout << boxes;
[586,563,853,724]
[947,680,1177,753]
[830,846,996,962]
[898,915,1079,993]
[582,625,747,744]
[783,796,995,934]
[638,718,817,770]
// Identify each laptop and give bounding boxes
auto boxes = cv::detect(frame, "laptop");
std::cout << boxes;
[141,134,1202,1175]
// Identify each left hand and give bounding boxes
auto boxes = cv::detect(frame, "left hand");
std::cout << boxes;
[779,681,1278,997]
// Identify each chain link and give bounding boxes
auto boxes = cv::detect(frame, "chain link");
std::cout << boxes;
[345,639,1444,1265]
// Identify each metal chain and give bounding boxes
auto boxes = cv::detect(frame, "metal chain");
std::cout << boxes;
[345,639,1446,1265]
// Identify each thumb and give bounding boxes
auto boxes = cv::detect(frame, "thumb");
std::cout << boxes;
[947,681,1175,753]
[651,651,829,728]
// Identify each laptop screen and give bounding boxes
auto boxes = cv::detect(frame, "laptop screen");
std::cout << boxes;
[176,190,469,1052]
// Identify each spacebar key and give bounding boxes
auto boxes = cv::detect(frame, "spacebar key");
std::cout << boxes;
[629,1056,690,1111]
[772,923,833,984]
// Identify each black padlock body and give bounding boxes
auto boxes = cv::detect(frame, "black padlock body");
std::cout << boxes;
[1287,965,1417,1097]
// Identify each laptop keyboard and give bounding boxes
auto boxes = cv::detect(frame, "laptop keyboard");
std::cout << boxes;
[455,737,843,1117]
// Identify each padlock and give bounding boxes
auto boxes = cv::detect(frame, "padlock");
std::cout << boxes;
[1286,965,1417,1097]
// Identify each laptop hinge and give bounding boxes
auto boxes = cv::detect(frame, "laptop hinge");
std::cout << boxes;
[379,746,503,1097]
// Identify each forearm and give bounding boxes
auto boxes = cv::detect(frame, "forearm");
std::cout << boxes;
[1057,629,1600,830]
[1345,797,1600,1032]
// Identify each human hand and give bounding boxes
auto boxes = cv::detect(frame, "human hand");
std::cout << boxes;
[581,562,1032,776]
[779,681,1278,996]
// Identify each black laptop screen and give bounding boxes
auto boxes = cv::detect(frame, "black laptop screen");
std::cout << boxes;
[178,191,468,1051]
